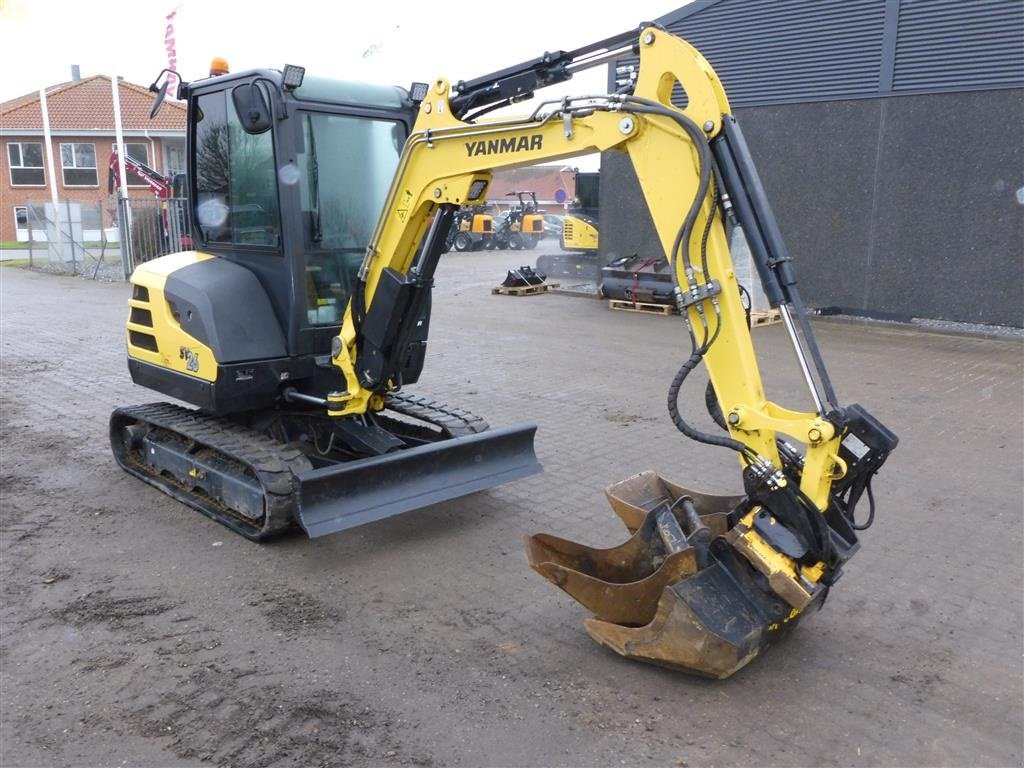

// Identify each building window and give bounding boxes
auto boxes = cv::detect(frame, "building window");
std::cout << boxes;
[60,142,97,186]
[7,142,45,186]
[121,142,151,187]
[13,206,28,239]
[166,144,185,176]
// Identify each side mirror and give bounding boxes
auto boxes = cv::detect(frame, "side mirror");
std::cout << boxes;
[232,83,272,134]
[147,69,185,119]
[149,79,170,119]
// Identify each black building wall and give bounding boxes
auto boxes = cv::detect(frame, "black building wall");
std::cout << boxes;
[600,87,1024,326]
[600,0,1024,327]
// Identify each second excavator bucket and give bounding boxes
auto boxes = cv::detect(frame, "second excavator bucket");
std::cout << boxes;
[525,471,817,678]
[501,266,547,288]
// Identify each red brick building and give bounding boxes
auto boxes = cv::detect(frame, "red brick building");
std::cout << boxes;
[488,165,580,210]
[0,74,185,242]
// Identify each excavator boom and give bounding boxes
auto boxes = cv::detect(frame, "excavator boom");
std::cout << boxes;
[328,26,897,676]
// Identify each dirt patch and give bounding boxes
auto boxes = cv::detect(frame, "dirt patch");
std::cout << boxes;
[126,667,427,768]
[54,589,178,630]
[602,410,657,426]
[41,567,72,585]
[257,588,343,635]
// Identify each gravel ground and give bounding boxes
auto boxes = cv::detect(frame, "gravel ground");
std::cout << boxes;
[1,245,1022,767]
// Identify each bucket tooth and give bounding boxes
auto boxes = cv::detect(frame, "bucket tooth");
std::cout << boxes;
[524,529,698,626]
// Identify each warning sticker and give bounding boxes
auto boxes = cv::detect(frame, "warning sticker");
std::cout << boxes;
[395,190,414,223]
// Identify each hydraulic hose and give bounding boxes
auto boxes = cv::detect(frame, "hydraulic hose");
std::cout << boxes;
[704,380,728,430]
[615,99,751,461]
[620,97,713,283]
[667,349,756,459]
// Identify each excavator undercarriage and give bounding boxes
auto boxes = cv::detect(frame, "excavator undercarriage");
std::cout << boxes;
[111,393,539,540]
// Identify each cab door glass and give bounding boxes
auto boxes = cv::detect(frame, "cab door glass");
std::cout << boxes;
[298,112,403,324]
[193,85,281,247]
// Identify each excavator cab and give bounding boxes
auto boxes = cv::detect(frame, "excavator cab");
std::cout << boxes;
[184,71,413,361]
[122,69,432,407]
[112,65,542,541]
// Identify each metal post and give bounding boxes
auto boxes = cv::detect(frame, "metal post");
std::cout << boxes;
[111,74,132,278]
[39,87,64,265]
[65,198,77,273]
[27,209,34,267]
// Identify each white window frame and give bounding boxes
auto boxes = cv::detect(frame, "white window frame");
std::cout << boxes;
[119,142,151,187]
[7,142,45,187]
[60,142,98,187]
[13,206,28,239]
[165,144,185,177]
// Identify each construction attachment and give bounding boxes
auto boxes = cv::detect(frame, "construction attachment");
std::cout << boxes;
[525,471,813,678]
[501,265,547,288]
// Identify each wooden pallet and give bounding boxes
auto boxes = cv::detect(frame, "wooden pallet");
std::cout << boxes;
[750,309,781,327]
[491,282,559,296]
[608,299,676,316]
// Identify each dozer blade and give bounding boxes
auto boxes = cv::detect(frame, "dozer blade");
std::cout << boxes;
[296,423,540,538]
[524,471,807,678]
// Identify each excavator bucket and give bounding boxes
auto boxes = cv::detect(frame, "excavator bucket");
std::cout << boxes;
[600,471,742,533]
[296,423,541,538]
[501,265,547,288]
[525,471,813,678]
[524,514,700,627]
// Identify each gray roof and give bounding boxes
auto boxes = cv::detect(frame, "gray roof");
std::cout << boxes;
[616,0,1024,106]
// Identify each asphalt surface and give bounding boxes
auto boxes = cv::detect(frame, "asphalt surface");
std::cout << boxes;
[1,248,1022,768]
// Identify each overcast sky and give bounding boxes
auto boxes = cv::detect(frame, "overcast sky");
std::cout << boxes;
[0,0,683,103]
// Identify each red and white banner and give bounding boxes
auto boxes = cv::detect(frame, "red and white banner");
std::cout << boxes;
[164,5,181,93]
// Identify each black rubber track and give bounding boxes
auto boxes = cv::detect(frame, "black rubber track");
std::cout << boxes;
[110,402,312,541]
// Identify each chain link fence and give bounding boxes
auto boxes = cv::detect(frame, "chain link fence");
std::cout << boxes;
[21,200,118,278]
[21,196,191,279]
[116,195,192,274]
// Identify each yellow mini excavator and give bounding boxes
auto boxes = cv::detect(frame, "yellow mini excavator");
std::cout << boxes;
[113,26,897,677]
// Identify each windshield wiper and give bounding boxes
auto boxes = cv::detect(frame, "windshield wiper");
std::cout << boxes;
[308,117,322,243]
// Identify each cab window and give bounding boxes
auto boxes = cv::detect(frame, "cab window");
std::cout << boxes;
[192,86,281,247]
[298,112,404,324]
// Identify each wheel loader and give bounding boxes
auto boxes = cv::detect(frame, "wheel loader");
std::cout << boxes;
[113,25,897,678]
[491,191,545,250]
[445,205,493,251]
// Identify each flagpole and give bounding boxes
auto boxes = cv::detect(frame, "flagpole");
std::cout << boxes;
[111,74,131,277]
[39,86,65,264]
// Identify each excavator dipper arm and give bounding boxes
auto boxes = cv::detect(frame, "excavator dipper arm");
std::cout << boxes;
[329,26,897,677]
